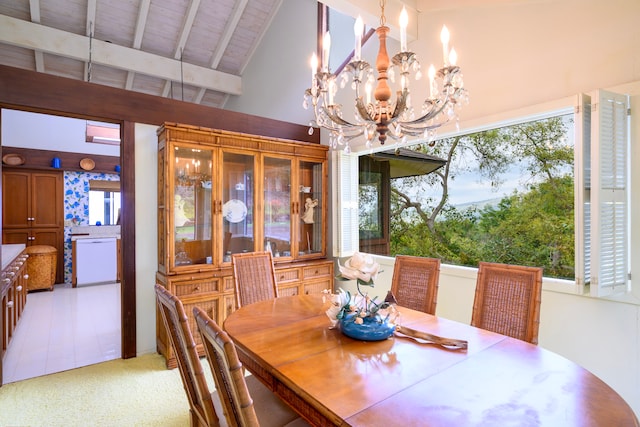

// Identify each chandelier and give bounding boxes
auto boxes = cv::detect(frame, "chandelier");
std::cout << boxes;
[303,1,469,152]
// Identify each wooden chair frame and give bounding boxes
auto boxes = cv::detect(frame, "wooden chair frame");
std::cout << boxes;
[471,262,543,344]
[155,284,219,427]
[193,307,307,427]
[390,255,441,315]
[194,306,261,427]
[231,251,278,308]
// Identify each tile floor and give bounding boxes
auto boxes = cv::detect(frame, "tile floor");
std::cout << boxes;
[2,282,121,384]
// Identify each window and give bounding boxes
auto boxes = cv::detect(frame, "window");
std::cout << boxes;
[89,180,121,226]
[358,155,390,255]
[335,90,630,297]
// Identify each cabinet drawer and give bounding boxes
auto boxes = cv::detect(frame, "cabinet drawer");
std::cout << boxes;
[303,263,332,279]
[304,278,332,295]
[179,297,219,349]
[278,285,300,297]
[275,267,301,284]
[223,276,235,292]
[171,277,221,297]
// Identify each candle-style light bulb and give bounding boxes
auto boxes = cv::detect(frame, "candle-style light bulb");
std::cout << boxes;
[354,16,363,61]
[399,7,408,52]
[449,48,458,66]
[440,25,450,66]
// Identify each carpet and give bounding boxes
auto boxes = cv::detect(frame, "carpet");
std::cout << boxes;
[0,353,192,426]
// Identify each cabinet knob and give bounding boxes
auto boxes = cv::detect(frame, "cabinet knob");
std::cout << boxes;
[16,286,22,291]
[6,272,15,277]
[24,274,29,279]
[6,300,13,308]
[194,286,200,291]
[3,278,10,284]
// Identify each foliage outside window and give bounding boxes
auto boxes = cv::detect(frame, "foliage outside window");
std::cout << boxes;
[383,115,575,279]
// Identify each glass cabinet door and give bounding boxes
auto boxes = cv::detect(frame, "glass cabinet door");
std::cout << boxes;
[222,151,255,259]
[298,160,324,258]
[264,156,292,259]
[173,145,213,268]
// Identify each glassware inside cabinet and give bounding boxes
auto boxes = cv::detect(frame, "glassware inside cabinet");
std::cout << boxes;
[264,157,292,259]
[298,160,323,257]
[222,152,255,255]
[173,146,213,266]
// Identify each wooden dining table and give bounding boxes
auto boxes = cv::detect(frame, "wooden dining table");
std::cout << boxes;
[223,294,639,427]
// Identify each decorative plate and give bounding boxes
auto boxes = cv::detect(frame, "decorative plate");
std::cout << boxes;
[80,158,95,170]
[222,199,248,223]
[2,153,25,166]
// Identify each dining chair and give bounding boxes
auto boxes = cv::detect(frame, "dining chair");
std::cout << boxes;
[389,255,441,315]
[231,251,278,308]
[193,306,309,427]
[471,261,543,344]
[154,284,219,427]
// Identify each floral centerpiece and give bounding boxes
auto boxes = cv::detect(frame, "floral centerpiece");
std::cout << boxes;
[324,252,398,341]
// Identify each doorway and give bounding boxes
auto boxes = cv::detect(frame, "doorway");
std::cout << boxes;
[1,109,123,381]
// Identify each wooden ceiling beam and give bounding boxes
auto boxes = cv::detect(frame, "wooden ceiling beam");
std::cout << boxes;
[0,14,242,96]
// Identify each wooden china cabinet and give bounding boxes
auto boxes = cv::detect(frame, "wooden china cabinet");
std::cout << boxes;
[156,122,333,368]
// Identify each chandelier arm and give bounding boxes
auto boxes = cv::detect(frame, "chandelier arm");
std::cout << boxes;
[321,107,361,128]
[399,100,450,127]
[391,89,408,119]
[355,97,374,121]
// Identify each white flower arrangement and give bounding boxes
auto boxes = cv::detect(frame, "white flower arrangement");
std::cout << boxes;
[337,252,381,286]
[324,252,398,329]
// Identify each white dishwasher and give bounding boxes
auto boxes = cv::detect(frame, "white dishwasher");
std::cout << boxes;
[75,237,118,286]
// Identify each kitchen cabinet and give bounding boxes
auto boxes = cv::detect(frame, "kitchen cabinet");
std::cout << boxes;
[156,123,333,368]
[2,170,64,284]
[1,246,29,386]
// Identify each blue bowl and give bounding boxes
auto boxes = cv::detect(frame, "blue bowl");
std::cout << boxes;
[340,314,395,341]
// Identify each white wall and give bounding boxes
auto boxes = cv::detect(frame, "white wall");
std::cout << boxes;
[1,109,120,156]
[134,123,159,355]
[420,0,640,128]
[223,0,317,126]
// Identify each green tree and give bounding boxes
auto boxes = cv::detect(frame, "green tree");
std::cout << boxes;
[389,116,574,277]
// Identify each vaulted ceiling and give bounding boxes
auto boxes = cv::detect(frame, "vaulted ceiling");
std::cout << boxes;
[0,0,522,113]
[0,0,282,109]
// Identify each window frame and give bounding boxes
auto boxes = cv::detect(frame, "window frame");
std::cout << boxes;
[335,90,634,299]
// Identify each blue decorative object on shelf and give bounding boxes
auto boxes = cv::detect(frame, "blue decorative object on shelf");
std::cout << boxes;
[340,313,395,341]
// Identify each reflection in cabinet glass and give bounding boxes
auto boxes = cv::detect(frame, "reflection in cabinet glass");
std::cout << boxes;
[174,146,213,266]
[222,152,254,255]
[299,160,324,258]
[264,157,292,258]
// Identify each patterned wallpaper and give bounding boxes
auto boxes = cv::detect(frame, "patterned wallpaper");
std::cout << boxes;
[62,171,120,284]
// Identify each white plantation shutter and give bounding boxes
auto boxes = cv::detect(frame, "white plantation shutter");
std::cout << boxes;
[332,150,359,257]
[591,90,630,296]
[577,90,630,296]
[574,93,591,292]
